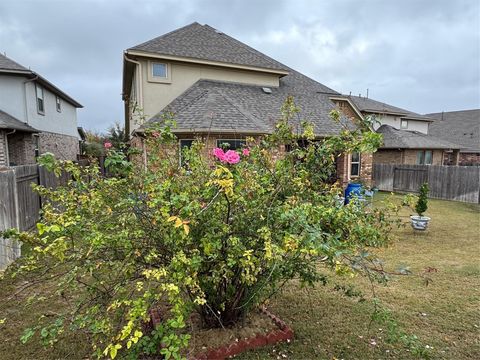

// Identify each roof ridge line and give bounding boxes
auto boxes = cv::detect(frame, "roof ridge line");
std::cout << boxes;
[128,22,201,50]
[215,90,270,132]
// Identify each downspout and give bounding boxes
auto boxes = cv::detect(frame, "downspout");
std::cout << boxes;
[123,53,143,137]
[23,75,39,126]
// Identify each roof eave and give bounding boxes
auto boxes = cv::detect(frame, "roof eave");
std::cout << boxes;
[0,69,82,108]
[125,49,290,77]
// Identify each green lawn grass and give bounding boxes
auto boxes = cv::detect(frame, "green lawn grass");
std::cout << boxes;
[1,193,479,359]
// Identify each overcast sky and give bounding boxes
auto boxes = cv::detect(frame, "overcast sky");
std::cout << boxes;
[1,0,479,132]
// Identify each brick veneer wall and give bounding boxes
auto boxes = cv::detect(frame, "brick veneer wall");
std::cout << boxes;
[373,150,403,164]
[132,133,374,188]
[374,149,445,165]
[403,149,444,165]
[0,130,7,166]
[459,153,480,166]
[7,132,35,166]
[38,131,79,161]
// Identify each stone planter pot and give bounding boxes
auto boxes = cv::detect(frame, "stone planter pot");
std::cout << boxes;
[410,215,431,230]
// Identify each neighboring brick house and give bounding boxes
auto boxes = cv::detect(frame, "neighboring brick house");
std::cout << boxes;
[122,22,374,186]
[0,53,82,167]
[333,95,461,165]
[427,109,480,166]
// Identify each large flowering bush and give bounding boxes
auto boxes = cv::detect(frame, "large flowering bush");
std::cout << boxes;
[2,97,395,359]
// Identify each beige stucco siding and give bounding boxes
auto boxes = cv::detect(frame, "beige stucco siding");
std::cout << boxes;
[129,59,281,132]
[371,114,430,134]
[374,149,444,165]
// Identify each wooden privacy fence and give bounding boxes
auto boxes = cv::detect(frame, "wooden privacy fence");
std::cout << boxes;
[373,164,480,203]
[0,165,68,270]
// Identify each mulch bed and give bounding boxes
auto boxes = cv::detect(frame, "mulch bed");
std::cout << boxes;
[148,306,294,359]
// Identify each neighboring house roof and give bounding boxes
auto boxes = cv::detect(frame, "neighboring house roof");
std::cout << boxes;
[426,109,480,153]
[377,125,461,150]
[143,71,354,137]
[348,95,433,121]
[0,53,83,108]
[128,22,290,73]
[0,109,38,132]
[0,53,29,72]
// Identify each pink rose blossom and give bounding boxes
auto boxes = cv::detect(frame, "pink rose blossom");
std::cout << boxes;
[104,142,112,149]
[242,148,250,156]
[224,150,240,164]
[212,147,241,164]
[213,148,226,161]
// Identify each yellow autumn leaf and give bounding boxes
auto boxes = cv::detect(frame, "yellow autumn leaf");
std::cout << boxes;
[167,216,177,222]
[183,224,190,235]
[174,218,183,228]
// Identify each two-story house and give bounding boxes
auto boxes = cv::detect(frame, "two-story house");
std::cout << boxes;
[332,95,461,166]
[0,53,82,167]
[122,22,376,186]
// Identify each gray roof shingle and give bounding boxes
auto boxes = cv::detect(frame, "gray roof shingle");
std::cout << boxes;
[0,110,38,132]
[348,95,433,121]
[145,70,353,137]
[377,124,461,150]
[129,22,290,72]
[0,53,29,72]
[426,109,480,153]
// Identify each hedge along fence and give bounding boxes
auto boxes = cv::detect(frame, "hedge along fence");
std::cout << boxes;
[373,163,480,203]
[0,165,69,270]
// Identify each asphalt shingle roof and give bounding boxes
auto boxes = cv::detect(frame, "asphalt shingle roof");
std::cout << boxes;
[348,95,433,121]
[146,69,353,137]
[426,109,480,153]
[129,22,290,72]
[0,110,38,132]
[377,124,461,150]
[0,53,29,72]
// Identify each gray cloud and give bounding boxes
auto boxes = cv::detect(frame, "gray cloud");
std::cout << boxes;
[1,0,478,132]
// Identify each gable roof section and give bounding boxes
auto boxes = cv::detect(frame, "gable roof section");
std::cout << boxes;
[0,53,82,108]
[377,125,460,150]
[0,53,29,72]
[0,110,38,132]
[426,109,480,153]
[348,95,433,121]
[144,70,353,137]
[129,22,290,73]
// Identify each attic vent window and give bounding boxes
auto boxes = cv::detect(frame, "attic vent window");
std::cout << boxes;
[262,87,272,94]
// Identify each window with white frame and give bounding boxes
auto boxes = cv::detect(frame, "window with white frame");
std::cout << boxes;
[350,152,361,177]
[36,84,45,115]
[216,139,246,150]
[400,119,408,129]
[56,96,62,112]
[416,150,433,165]
[152,63,167,78]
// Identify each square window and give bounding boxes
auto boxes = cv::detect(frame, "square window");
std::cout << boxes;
[400,119,408,129]
[152,63,167,78]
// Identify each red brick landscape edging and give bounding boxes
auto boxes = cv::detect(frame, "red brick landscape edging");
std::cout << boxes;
[192,306,294,360]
